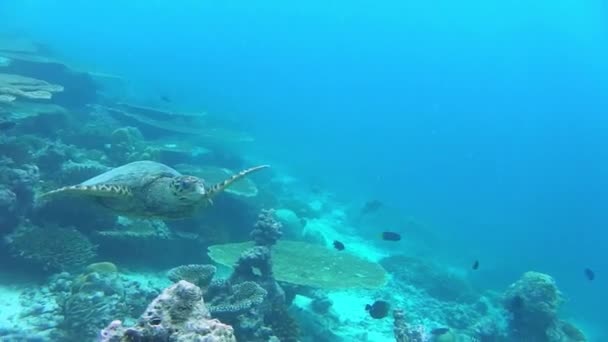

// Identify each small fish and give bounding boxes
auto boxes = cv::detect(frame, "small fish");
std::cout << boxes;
[381,231,401,241]
[160,95,172,103]
[365,300,390,319]
[0,120,15,130]
[472,260,479,270]
[361,200,383,215]
[431,328,450,335]
[333,240,345,251]
[584,268,595,281]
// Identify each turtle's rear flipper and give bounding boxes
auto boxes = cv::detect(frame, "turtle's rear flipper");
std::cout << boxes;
[205,165,270,199]
[39,184,134,200]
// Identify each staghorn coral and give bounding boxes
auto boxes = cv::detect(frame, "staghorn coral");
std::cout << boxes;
[251,208,283,246]
[168,264,217,288]
[208,240,388,289]
[99,280,236,342]
[6,224,97,271]
[0,73,63,100]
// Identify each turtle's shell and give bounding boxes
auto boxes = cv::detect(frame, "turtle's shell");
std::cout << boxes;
[81,160,180,188]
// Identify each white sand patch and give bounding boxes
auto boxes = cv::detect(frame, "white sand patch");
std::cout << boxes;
[328,290,394,341]
[304,215,389,262]
[0,284,25,328]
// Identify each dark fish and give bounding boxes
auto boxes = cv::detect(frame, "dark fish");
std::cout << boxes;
[160,95,172,103]
[365,300,390,319]
[361,200,383,215]
[584,268,595,281]
[0,120,15,130]
[333,240,345,251]
[472,260,479,270]
[381,231,401,241]
[431,328,450,335]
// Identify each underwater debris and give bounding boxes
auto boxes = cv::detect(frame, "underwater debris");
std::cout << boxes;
[100,280,236,342]
[39,160,269,219]
[365,300,390,319]
[208,240,388,289]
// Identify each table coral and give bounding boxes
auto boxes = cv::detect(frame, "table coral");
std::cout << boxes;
[168,264,217,288]
[0,73,63,100]
[208,240,388,289]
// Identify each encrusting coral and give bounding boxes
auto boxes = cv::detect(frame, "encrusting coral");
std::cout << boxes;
[99,280,236,342]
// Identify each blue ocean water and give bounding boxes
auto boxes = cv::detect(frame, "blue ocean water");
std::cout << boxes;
[1,0,607,339]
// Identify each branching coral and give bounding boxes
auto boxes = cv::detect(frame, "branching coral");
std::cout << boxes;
[6,224,97,271]
[167,264,217,288]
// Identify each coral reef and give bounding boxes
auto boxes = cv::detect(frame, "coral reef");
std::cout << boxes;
[0,72,63,101]
[251,208,283,246]
[99,280,236,342]
[0,157,39,231]
[381,255,476,302]
[168,264,217,288]
[208,240,388,289]
[206,280,268,315]
[6,223,97,271]
[503,271,586,341]
[15,270,160,341]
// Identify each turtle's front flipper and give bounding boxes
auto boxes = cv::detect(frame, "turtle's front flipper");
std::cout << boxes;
[39,184,134,200]
[205,165,270,200]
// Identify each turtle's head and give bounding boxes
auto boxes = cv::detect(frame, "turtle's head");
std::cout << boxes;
[170,175,207,203]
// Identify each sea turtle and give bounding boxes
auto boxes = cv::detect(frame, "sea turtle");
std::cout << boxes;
[40,160,269,219]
